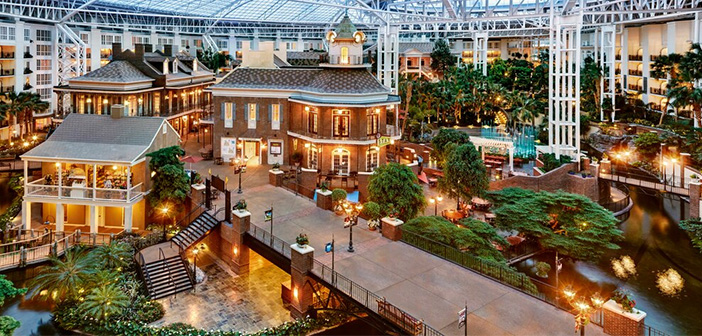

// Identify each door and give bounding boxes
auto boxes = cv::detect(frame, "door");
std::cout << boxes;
[268,140,283,165]
[332,149,350,175]
[244,141,258,163]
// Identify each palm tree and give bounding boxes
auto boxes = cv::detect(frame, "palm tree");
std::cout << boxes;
[0,92,24,138]
[79,283,129,320]
[0,92,48,138]
[651,53,683,125]
[89,242,132,271]
[660,44,702,127]
[511,92,540,130]
[29,247,93,302]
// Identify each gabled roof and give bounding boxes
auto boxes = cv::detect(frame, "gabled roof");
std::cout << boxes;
[273,55,291,68]
[400,42,434,54]
[70,61,154,83]
[22,114,170,164]
[212,67,390,95]
[335,15,358,39]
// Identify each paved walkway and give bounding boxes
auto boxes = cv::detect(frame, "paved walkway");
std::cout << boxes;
[183,141,605,336]
[152,250,292,333]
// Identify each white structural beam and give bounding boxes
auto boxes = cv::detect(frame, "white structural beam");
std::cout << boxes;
[599,24,616,122]
[378,24,399,93]
[548,11,582,160]
[472,31,488,75]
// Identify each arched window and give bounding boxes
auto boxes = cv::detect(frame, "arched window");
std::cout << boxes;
[308,145,318,170]
[332,148,350,175]
[366,147,379,171]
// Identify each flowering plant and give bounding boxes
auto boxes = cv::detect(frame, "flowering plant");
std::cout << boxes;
[296,233,309,246]
[611,289,636,313]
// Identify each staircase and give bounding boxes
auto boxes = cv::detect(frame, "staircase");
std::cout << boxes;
[171,211,219,250]
[140,248,194,300]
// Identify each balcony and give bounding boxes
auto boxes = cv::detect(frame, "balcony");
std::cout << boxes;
[628,55,643,61]
[23,83,32,90]
[0,86,15,93]
[615,69,621,75]
[0,52,14,59]
[23,52,32,59]
[650,87,667,95]
[326,55,364,66]
[650,55,661,62]
[628,69,642,76]
[0,69,14,77]
[628,85,643,92]
[26,177,144,203]
[615,54,621,60]
[23,67,32,75]
[289,124,399,144]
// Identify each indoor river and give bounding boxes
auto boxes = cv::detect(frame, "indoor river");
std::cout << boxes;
[516,187,700,335]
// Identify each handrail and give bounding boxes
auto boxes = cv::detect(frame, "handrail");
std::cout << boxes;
[176,243,196,288]
[158,247,176,297]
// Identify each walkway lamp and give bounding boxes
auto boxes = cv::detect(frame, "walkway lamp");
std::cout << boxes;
[343,201,363,253]
[192,247,199,292]
[161,207,169,241]
[233,157,247,194]
[563,286,604,336]
[429,195,443,216]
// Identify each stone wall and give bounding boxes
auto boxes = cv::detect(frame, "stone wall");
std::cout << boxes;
[490,163,600,202]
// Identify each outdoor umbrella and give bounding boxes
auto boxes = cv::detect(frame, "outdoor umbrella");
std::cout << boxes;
[180,155,204,170]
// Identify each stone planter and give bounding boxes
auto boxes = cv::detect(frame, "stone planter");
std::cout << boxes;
[381,217,404,241]
[602,299,646,336]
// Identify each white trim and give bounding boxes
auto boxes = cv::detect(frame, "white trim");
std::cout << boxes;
[287,131,378,145]
[288,98,399,108]
[133,119,181,162]
[24,194,144,206]
[21,156,134,165]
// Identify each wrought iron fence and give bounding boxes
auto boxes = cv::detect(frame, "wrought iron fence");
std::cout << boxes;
[401,230,538,294]
[248,225,292,259]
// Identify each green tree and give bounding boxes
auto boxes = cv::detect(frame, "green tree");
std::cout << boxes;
[79,283,130,321]
[580,56,604,119]
[0,92,48,138]
[633,132,663,160]
[679,217,702,252]
[196,48,233,74]
[0,316,21,336]
[367,163,425,221]
[662,43,702,127]
[30,247,93,301]
[430,39,454,77]
[430,128,471,168]
[89,242,132,271]
[0,274,27,306]
[651,53,683,125]
[438,143,489,207]
[488,188,623,261]
[145,146,189,213]
[403,216,506,262]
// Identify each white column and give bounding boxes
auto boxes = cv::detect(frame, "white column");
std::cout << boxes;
[89,205,97,233]
[21,201,31,230]
[228,35,237,58]
[297,33,304,51]
[57,163,63,198]
[23,160,28,196]
[123,206,133,232]
[90,27,101,71]
[92,164,97,200]
[56,203,64,232]
[14,18,25,95]
[509,147,514,172]
[126,166,131,201]
[122,29,133,51]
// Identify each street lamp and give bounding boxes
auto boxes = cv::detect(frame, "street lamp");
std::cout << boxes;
[161,207,169,241]
[562,287,605,336]
[233,157,247,194]
[192,247,199,292]
[429,195,443,216]
[343,201,363,253]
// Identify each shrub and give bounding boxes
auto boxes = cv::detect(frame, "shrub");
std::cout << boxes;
[291,151,303,163]
[361,201,381,220]
[331,188,347,203]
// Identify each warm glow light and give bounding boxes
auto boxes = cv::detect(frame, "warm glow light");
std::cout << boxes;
[103,99,109,104]
[575,302,590,311]
[657,268,684,296]
[86,98,92,103]
[22,141,29,147]
[304,143,310,148]
[55,162,61,167]
[204,129,208,133]
[193,248,199,255]
[293,287,299,299]
[151,171,156,177]
[429,198,435,204]
[437,195,443,202]
[233,246,238,255]
[161,207,169,214]
[32,135,37,141]
[138,98,143,104]
[112,165,118,170]
[563,288,576,299]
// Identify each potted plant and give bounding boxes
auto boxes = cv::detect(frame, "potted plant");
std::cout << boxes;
[581,172,587,178]
[291,151,303,167]
[331,189,347,214]
[534,261,551,278]
[611,289,637,313]
[691,174,700,183]
[362,201,381,231]
[319,181,329,192]
[386,203,399,220]
[568,170,575,175]
[272,162,280,171]
[233,199,247,213]
[602,153,609,161]
[296,233,309,247]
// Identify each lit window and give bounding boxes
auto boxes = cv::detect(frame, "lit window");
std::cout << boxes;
[333,109,349,137]
[366,147,379,171]
[340,47,349,64]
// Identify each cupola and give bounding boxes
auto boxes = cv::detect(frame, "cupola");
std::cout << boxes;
[323,15,367,68]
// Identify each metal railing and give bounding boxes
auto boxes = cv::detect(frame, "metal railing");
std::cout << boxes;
[0,231,79,271]
[600,173,689,196]
[599,184,632,215]
[26,178,144,202]
[401,230,538,294]
[248,225,292,259]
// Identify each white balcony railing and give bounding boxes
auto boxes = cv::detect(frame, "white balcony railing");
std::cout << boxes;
[26,178,144,202]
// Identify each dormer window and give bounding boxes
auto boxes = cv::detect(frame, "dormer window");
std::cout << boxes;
[163,59,169,74]
[341,47,349,65]
[172,59,179,74]
[193,60,198,72]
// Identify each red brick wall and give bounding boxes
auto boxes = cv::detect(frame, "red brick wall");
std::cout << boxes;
[490,163,600,202]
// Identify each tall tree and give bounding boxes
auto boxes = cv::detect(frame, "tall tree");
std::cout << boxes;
[659,43,702,127]
[430,128,471,168]
[196,48,233,74]
[367,163,426,221]
[430,39,454,78]
[438,143,489,208]
[79,283,130,320]
[488,188,623,261]
[145,146,189,214]
[580,56,604,119]
[0,92,48,138]
[30,247,93,301]
[651,53,683,125]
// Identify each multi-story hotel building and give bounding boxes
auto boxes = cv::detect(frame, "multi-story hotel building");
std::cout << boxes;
[210,16,401,177]
[53,44,215,137]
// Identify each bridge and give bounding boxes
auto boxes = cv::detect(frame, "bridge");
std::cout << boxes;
[245,224,442,336]
[600,172,690,197]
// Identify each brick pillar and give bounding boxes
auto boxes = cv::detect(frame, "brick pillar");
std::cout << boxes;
[191,184,206,206]
[690,182,701,218]
[290,243,314,319]
[381,217,403,241]
[225,210,250,274]
[300,169,317,198]
[598,159,612,202]
[356,172,372,203]
[602,300,646,336]
[316,190,332,210]
[680,153,690,188]
[269,170,284,187]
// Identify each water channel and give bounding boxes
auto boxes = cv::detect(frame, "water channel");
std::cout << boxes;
[515,187,700,335]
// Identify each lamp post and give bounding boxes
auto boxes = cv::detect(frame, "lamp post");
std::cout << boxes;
[671,157,678,188]
[562,287,605,336]
[161,207,169,241]
[233,157,247,194]
[343,201,363,253]
[192,247,199,292]
[429,195,443,216]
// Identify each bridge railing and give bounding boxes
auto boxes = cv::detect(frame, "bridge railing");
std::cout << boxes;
[248,225,292,259]
[600,173,689,196]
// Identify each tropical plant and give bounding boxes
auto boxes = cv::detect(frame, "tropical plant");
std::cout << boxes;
[0,316,21,335]
[331,188,347,203]
[430,128,471,168]
[438,143,490,207]
[79,283,130,320]
[196,47,233,73]
[367,163,426,221]
[30,247,93,301]
[295,233,309,246]
[509,91,540,130]
[0,274,26,306]
[90,242,132,271]
[146,146,190,214]
[657,43,702,127]
[0,91,49,138]
[633,132,663,160]
[679,217,702,252]
[535,261,551,278]
[487,188,623,261]
[651,53,683,125]
[362,201,381,230]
